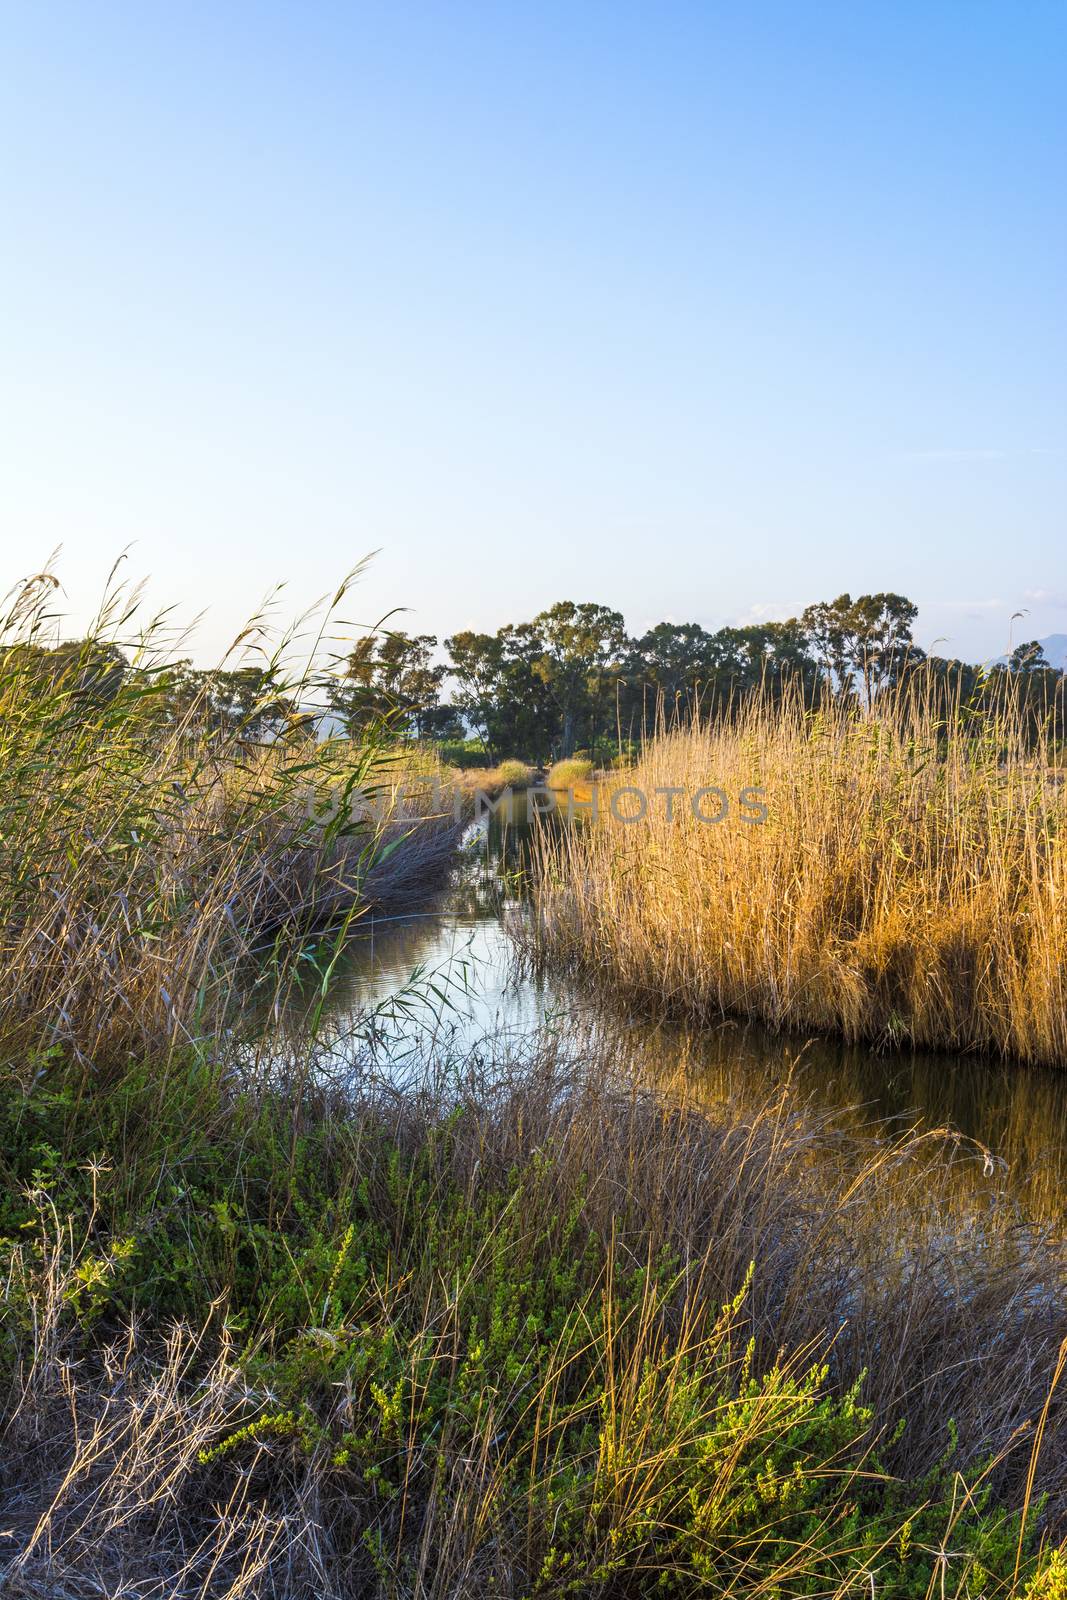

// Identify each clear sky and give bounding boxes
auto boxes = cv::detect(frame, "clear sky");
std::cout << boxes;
[1,1,1064,664]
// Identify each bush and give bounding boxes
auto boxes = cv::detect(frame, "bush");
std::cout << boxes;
[434,737,489,769]
[494,758,536,788]
[547,756,594,788]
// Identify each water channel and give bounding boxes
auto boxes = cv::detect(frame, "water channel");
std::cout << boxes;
[298,793,1067,1215]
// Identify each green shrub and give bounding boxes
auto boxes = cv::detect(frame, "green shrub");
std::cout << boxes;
[546,756,594,788]
[435,737,489,768]
[494,758,536,788]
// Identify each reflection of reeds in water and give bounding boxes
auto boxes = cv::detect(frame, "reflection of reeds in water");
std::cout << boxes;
[526,680,1067,1066]
[589,1011,1067,1219]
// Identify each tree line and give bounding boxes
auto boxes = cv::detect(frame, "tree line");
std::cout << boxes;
[329,593,1066,762]
[6,592,1063,762]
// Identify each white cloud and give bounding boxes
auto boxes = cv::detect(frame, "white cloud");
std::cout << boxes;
[727,600,806,627]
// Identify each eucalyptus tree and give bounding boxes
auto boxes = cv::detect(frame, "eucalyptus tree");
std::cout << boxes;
[800,592,920,705]
[529,601,629,757]
[330,630,446,738]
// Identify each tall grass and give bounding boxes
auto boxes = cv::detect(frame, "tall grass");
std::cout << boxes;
[0,564,459,1065]
[526,676,1067,1064]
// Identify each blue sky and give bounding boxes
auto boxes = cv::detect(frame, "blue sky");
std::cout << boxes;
[1,1,1064,663]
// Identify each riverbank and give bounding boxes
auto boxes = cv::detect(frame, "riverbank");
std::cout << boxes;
[2,1033,1066,1597]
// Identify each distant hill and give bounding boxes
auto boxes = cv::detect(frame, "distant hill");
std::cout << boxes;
[992,633,1067,671]
[1034,634,1067,670]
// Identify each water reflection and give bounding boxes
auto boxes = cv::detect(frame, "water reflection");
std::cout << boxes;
[290,794,1067,1214]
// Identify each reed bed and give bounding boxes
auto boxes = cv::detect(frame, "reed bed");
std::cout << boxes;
[0,568,460,1065]
[525,680,1067,1064]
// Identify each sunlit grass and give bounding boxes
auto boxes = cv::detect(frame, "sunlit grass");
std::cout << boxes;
[527,676,1067,1064]
[451,758,539,795]
[546,755,595,789]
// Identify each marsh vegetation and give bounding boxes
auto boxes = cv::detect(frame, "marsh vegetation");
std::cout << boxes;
[527,678,1067,1065]
[1,568,1066,1598]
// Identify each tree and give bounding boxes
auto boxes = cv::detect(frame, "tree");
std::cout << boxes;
[444,630,508,759]
[799,595,856,693]
[800,592,921,706]
[623,623,719,728]
[889,654,982,731]
[529,601,629,757]
[444,626,558,761]
[1,638,129,710]
[1009,640,1049,673]
[330,631,446,738]
[847,593,922,706]
[209,667,300,739]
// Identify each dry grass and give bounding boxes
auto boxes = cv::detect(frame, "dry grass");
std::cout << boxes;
[451,759,538,797]
[0,1235,297,1599]
[526,679,1067,1064]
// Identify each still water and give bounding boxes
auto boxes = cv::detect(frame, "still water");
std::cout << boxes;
[298,793,1067,1211]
